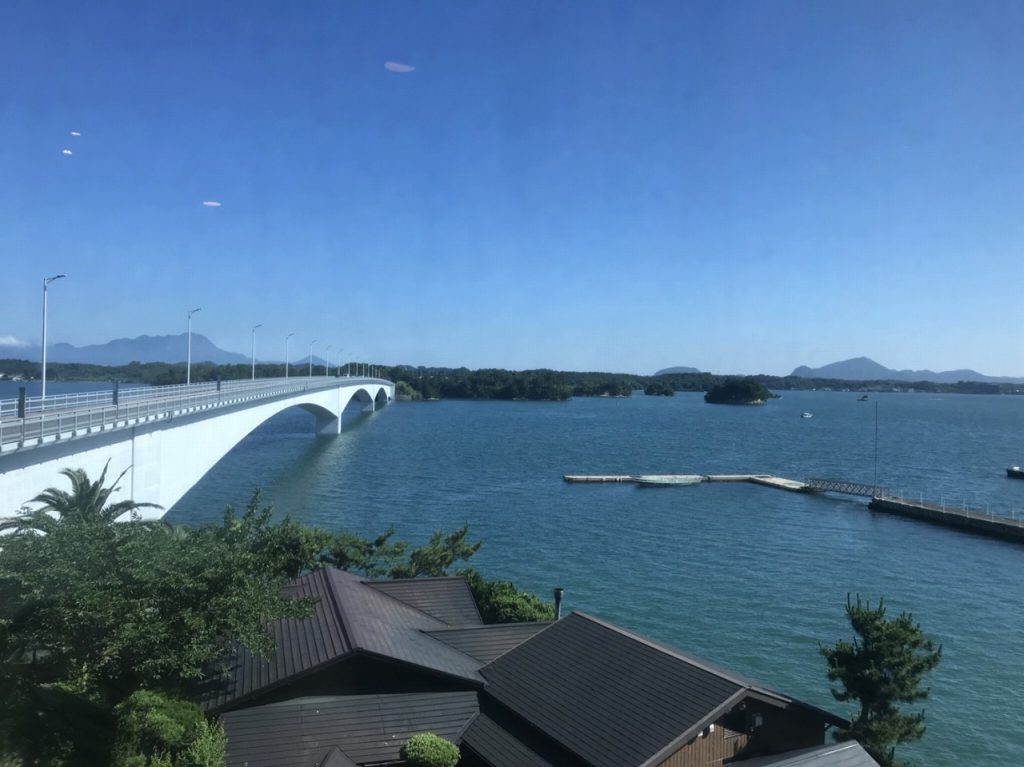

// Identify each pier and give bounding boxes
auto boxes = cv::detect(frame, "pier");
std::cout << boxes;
[869,496,1024,543]
[564,473,1024,545]
[562,474,813,492]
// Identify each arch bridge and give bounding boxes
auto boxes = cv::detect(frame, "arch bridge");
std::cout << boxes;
[0,376,394,518]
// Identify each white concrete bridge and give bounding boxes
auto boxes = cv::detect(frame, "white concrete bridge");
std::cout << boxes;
[0,376,394,518]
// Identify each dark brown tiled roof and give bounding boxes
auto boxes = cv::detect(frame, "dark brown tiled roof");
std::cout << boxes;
[479,612,748,767]
[366,577,483,626]
[222,692,478,767]
[206,569,484,712]
[426,622,553,663]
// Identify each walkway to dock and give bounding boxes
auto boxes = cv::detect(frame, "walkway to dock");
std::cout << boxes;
[563,473,1024,546]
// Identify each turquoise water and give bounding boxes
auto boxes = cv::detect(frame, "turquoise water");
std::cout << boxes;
[16,384,1023,765]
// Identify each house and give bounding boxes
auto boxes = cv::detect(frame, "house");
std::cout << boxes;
[211,568,877,767]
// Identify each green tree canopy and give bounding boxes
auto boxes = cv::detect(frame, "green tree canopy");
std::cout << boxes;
[820,595,942,767]
[399,733,460,767]
[0,461,161,534]
[703,377,773,405]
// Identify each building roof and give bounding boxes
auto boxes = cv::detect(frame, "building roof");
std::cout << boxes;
[731,742,881,767]
[206,569,485,712]
[426,622,553,663]
[460,699,589,767]
[474,611,832,767]
[222,692,479,767]
[366,576,483,626]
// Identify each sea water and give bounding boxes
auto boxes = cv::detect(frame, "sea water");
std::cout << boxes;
[9,382,1022,765]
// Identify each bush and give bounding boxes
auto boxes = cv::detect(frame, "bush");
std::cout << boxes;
[111,690,225,767]
[399,732,460,767]
[462,568,553,623]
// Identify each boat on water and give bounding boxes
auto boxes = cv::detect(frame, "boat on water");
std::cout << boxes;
[633,475,703,487]
[1007,466,1024,479]
[857,395,869,401]
[800,412,813,419]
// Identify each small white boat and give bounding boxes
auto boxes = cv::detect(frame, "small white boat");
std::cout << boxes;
[633,475,703,487]
[800,412,813,419]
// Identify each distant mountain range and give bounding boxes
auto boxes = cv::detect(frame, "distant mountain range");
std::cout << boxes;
[790,357,1024,384]
[654,366,701,375]
[1,334,252,366]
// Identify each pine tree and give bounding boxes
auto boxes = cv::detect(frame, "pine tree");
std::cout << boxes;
[821,595,942,767]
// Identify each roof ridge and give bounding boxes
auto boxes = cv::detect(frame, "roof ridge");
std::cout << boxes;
[568,611,778,696]
[366,575,469,583]
[319,568,356,648]
[427,621,554,634]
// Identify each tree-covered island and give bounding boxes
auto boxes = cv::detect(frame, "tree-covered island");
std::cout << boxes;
[2,357,1020,399]
[703,376,775,405]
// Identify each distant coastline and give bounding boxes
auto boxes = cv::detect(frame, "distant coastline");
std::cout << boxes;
[2,357,1022,401]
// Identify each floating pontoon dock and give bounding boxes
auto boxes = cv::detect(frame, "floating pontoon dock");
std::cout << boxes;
[562,474,812,492]
[564,473,1024,545]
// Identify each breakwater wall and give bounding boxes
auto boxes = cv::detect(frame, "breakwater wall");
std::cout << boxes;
[869,497,1024,544]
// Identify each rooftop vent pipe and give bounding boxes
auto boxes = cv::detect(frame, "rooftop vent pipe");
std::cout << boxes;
[553,587,565,620]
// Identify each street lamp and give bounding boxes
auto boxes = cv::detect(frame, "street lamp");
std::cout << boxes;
[325,344,332,376]
[309,339,317,377]
[41,274,66,400]
[284,332,294,378]
[251,323,262,380]
[186,307,201,385]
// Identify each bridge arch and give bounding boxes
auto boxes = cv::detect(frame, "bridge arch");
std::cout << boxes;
[0,379,394,518]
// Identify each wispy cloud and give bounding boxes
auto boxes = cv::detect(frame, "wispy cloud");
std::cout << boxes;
[0,336,30,348]
[69,130,81,137]
[61,149,72,156]
[384,61,415,73]
[202,200,222,207]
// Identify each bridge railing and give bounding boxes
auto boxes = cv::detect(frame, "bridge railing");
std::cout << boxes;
[0,376,388,451]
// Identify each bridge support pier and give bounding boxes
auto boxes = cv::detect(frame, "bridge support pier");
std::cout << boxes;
[315,412,341,435]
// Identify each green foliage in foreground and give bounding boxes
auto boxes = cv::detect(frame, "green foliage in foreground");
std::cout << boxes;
[399,733,460,767]
[821,595,942,767]
[111,691,225,767]
[462,569,554,623]
[0,468,550,765]
[1,462,161,534]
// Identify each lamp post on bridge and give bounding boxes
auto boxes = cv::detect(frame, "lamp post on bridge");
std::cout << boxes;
[186,307,201,385]
[41,273,66,400]
[284,332,294,378]
[251,323,262,380]
[309,340,316,378]
[325,344,332,376]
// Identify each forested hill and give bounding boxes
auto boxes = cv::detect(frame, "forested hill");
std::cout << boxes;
[1,359,1019,401]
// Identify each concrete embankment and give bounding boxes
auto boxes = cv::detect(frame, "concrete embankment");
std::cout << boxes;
[869,497,1024,544]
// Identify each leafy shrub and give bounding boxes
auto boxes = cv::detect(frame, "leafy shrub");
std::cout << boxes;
[111,690,225,767]
[462,568,553,623]
[399,732,460,767]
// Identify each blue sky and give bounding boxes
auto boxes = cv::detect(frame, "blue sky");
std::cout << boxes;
[2,1,1022,375]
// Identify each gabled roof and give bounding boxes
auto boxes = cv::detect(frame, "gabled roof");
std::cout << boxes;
[475,611,827,767]
[731,742,881,767]
[206,569,485,711]
[222,692,479,767]
[460,700,588,767]
[426,622,553,663]
[366,576,483,626]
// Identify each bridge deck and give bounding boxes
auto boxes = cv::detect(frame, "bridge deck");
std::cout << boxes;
[0,376,387,453]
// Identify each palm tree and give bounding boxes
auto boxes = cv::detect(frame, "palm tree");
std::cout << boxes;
[1,461,162,533]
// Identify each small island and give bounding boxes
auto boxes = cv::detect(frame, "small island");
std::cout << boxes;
[704,377,774,405]
[644,381,675,396]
